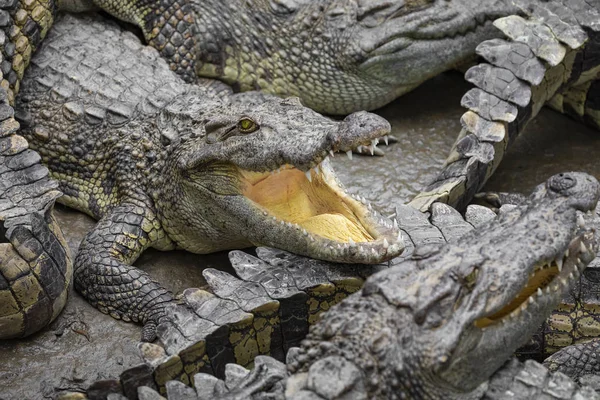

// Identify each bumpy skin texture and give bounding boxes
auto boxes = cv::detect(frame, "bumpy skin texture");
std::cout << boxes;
[72,0,600,216]
[0,0,73,339]
[410,0,600,211]
[78,172,600,399]
[76,0,518,115]
[15,13,400,341]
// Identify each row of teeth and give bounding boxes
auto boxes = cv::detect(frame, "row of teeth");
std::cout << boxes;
[345,137,388,159]
[485,240,592,330]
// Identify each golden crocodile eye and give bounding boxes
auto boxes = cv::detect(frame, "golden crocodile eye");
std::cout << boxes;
[238,117,258,133]
[464,268,478,289]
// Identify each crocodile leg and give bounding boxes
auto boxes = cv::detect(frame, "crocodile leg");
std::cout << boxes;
[410,0,600,211]
[73,202,175,342]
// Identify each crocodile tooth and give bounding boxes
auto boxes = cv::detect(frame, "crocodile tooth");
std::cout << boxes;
[262,211,268,216]
[329,150,335,157]
[314,165,320,176]
[305,170,312,182]
[371,248,377,256]
[287,222,293,228]
[346,151,353,160]
[565,249,569,258]
[578,214,586,228]
[303,229,308,236]
[393,219,399,230]
[561,278,568,287]
[368,203,373,211]
[569,272,575,280]
[349,237,355,245]
[383,238,389,249]
[537,288,542,296]
[397,231,402,241]
[281,221,285,226]
[384,136,389,146]
[576,257,582,266]
[545,287,551,295]
[580,242,587,253]
[556,258,563,272]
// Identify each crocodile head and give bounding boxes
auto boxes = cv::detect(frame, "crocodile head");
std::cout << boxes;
[192,0,518,114]
[291,172,600,398]
[154,93,402,264]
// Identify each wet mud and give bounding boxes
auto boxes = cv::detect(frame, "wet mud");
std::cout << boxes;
[2,70,599,399]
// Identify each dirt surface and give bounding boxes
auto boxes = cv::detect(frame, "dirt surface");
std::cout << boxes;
[1,70,599,399]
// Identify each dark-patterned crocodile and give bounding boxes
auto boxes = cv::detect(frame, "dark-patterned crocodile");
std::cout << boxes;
[51,0,600,211]
[13,12,404,341]
[68,171,600,399]
[0,0,73,338]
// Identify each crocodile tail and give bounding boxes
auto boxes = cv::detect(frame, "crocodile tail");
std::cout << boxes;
[410,0,600,212]
[0,0,72,339]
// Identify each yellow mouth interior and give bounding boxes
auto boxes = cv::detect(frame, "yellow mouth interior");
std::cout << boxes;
[474,263,559,328]
[240,166,374,243]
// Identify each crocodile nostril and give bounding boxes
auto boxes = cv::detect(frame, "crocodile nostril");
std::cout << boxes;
[548,173,576,192]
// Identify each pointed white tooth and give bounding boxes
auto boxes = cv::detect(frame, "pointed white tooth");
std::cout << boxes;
[305,170,312,182]
[368,203,373,211]
[545,287,551,295]
[383,238,389,248]
[565,249,569,258]
[314,165,320,175]
[263,211,268,216]
[371,248,377,256]
[578,214,585,228]
[580,242,587,253]
[556,258,563,272]
[369,145,375,155]
[537,288,542,296]
[329,150,335,157]
[384,135,389,146]
[281,221,285,226]
[577,257,582,265]
[303,229,308,236]
[349,237,355,245]
[397,231,402,241]
[393,219,399,230]
[569,272,575,280]
[346,151,353,160]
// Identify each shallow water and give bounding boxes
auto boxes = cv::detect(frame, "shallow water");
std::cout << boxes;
[2,70,599,399]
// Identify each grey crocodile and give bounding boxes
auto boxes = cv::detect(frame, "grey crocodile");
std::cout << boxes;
[51,0,600,211]
[0,0,74,338]
[69,171,600,399]
[13,12,404,341]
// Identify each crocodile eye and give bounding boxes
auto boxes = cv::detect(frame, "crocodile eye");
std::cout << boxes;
[464,268,478,289]
[238,117,258,133]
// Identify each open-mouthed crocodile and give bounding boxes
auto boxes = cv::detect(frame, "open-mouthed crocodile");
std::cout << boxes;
[14,13,403,342]
[70,172,600,399]
[410,0,600,211]
[50,0,600,210]
[0,0,74,338]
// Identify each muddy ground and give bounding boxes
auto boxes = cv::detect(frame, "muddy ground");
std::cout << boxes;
[1,70,599,399]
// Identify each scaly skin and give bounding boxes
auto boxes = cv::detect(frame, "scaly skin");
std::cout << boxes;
[64,0,519,115]
[61,0,600,213]
[410,0,600,211]
[74,172,600,399]
[0,0,73,339]
[15,13,404,341]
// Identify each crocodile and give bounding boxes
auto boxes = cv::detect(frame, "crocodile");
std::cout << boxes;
[68,171,600,399]
[13,12,404,341]
[49,0,600,211]
[0,0,74,338]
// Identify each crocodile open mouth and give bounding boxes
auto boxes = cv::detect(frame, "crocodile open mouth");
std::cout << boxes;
[239,156,402,263]
[474,220,596,329]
